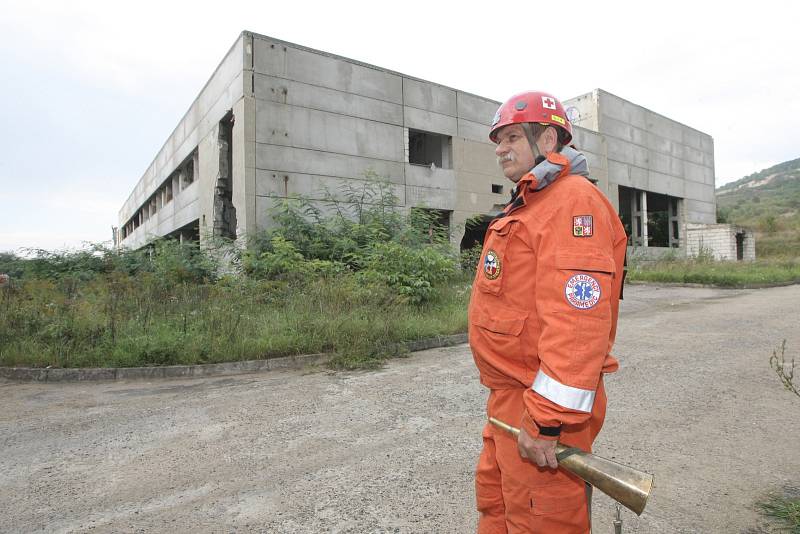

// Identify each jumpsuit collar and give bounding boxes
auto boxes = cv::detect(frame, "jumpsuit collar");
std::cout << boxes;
[503,147,590,218]
[517,145,589,192]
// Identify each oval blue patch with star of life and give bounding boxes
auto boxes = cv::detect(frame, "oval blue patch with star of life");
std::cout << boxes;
[564,273,601,309]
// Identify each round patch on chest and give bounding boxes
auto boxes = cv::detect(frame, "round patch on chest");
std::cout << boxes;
[565,274,601,309]
[483,250,502,280]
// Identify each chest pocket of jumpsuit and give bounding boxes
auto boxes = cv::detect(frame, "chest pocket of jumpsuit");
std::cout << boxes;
[476,217,518,296]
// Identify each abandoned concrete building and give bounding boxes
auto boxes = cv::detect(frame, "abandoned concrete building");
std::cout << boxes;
[118,30,752,261]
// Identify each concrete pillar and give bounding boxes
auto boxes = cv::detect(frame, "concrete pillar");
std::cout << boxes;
[668,198,680,248]
[640,191,649,247]
[631,190,647,247]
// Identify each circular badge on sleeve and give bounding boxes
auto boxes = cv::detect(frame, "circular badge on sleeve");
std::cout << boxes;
[483,250,501,280]
[565,274,601,309]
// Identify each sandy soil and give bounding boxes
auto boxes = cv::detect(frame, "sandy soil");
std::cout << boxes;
[2,284,799,533]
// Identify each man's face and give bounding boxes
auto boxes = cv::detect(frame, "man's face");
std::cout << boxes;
[494,124,536,183]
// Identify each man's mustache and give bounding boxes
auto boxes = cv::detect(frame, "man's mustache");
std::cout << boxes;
[497,153,515,165]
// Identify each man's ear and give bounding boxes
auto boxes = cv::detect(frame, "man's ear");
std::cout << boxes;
[543,126,558,153]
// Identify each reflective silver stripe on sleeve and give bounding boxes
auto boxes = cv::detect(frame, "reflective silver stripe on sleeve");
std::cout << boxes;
[532,371,596,413]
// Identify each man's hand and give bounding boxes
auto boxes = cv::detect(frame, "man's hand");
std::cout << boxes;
[517,427,558,469]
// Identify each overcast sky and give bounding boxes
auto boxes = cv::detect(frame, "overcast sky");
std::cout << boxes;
[1,0,798,253]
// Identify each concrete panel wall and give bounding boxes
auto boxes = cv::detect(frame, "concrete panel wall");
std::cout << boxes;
[587,90,716,227]
[403,78,457,116]
[248,32,500,244]
[648,171,685,198]
[405,184,457,211]
[256,144,404,184]
[684,199,716,224]
[457,118,490,143]
[404,164,456,190]
[255,99,404,161]
[452,136,506,244]
[457,92,499,125]
[254,170,406,205]
[253,37,403,103]
[404,106,458,137]
[454,138,498,177]
[254,74,403,125]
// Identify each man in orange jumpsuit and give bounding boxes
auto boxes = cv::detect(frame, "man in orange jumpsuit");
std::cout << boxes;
[469,91,627,533]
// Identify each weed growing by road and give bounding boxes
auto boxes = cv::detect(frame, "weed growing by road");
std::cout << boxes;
[758,493,800,533]
[770,340,799,399]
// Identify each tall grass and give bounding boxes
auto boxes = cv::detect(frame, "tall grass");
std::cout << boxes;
[627,256,800,287]
[0,273,470,369]
[0,175,472,369]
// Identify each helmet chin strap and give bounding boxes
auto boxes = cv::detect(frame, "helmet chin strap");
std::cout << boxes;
[521,123,546,166]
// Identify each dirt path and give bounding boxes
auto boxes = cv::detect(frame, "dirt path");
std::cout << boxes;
[2,285,799,533]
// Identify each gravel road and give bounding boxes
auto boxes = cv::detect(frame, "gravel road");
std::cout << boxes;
[2,284,799,533]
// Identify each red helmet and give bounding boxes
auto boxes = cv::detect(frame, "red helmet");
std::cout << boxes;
[489,91,573,145]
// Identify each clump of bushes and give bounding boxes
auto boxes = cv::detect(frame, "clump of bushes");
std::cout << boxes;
[243,173,459,304]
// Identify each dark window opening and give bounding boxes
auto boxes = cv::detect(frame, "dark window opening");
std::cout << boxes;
[491,184,503,194]
[408,129,452,169]
[122,150,197,241]
[166,219,201,244]
[646,192,681,248]
[411,208,451,243]
[183,158,195,187]
[619,186,681,248]
[618,186,634,245]
[646,192,670,247]
[736,232,745,261]
[460,215,494,252]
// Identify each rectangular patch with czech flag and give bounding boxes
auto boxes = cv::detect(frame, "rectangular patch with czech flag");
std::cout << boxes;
[573,215,593,237]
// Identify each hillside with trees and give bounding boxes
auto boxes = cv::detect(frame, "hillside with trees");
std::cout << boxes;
[716,157,800,257]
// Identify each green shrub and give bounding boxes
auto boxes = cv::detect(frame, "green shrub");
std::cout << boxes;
[357,242,458,304]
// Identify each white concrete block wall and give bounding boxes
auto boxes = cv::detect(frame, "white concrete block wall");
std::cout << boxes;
[686,223,756,261]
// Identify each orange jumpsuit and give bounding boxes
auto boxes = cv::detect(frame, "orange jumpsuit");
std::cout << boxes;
[468,151,627,533]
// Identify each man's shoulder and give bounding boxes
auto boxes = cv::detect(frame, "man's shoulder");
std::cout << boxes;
[555,174,603,195]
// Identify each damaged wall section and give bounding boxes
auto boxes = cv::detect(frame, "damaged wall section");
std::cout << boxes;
[212,112,237,239]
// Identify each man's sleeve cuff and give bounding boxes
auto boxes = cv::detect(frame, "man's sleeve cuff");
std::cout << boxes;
[521,412,561,441]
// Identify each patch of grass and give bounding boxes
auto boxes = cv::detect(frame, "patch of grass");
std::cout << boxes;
[758,494,800,533]
[627,257,800,287]
[0,274,471,370]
